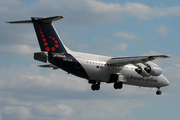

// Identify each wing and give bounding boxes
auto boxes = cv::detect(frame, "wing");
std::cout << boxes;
[107,55,170,65]
[38,64,59,70]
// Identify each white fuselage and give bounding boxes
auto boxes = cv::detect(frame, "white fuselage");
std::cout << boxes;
[68,50,170,88]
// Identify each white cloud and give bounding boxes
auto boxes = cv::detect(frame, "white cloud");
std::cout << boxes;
[115,42,128,51]
[0,64,89,91]
[143,51,161,56]
[173,63,180,68]
[114,31,137,39]
[19,74,89,91]
[65,39,90,52]
[156,25,169,36]
[1,106,32,120]
[2,0,180,25]
[0,44,39,56]
[103,38,128,51]
[68,99,147,119]
[35,104,73,117]
[91,38,128,55]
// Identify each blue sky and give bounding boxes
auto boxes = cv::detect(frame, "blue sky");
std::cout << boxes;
[0,0,180,120]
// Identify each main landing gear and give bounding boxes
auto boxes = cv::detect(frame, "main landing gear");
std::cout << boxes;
[114,82,123,89]
[156,87,162,95]
[91,82,100,91]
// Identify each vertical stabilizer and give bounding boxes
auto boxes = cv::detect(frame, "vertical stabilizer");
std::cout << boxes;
[31,16,67,53]
[7,16,67,53]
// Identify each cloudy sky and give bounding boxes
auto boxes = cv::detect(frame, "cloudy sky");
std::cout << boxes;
[0,0,180,120]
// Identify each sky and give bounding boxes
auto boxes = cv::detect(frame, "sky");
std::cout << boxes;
[0,0,180,120]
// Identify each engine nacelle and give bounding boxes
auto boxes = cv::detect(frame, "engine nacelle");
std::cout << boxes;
[135,65,151,77]
[144,65,162,76]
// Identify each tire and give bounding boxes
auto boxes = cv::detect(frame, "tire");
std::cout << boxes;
[118,83,123,89]
[91,84,96,91]
[96,84,100,90]
[156,91,162,95]
[114,83,118,89]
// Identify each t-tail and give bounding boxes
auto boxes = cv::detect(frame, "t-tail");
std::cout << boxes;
[7,16,67,53]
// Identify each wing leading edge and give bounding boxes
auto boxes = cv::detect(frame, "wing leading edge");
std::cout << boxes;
[107,55,170,65]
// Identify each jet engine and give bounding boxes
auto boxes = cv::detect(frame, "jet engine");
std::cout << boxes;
[135,64,151,77]
[144,65,162,76]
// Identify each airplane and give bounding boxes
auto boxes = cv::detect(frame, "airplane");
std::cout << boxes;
[7,16,170,95]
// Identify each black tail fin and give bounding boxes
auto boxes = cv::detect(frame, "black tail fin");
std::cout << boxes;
[7,16,67,53]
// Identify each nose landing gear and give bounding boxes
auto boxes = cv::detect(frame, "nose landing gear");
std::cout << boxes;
[156,87,162,95]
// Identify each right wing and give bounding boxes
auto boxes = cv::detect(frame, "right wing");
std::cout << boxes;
[107,55,170,66]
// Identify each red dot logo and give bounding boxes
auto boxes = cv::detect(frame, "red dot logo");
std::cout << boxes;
[51,47,55,51]
[44,42,48,46]
[55,44,59,48]
[54,40,58,43]
[41,35,44,37]
[52,38,55,40]
[40,32,43,34]
[45,47,50,51]
[49,36,52,39]
[42,38,46,41]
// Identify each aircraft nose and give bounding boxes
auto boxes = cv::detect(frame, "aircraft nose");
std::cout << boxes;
[161,75,170,87]
[165,79,170,86]
[163,78,170,86]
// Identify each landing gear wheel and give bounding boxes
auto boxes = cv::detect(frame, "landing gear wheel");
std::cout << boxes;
[114,83,118,89]
[156,87,162,95]
[95,84,100,90]
[118,83,123,89]
[114,83,123,89]
[91,84,96,91]
[91,84,100,91]
[156,91,162,95]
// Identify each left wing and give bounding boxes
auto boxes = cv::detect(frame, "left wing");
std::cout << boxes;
[38,64,59,70]
[107,55,170,65]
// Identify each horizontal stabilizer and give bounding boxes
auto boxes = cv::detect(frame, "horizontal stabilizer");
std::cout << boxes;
[6,20,32,24]
[38,64,59,70]
[7,16,64,24]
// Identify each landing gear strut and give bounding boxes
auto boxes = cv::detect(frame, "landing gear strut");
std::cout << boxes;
[91,82,100,91]
[156,87,162,95]
[114,82,123,89]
